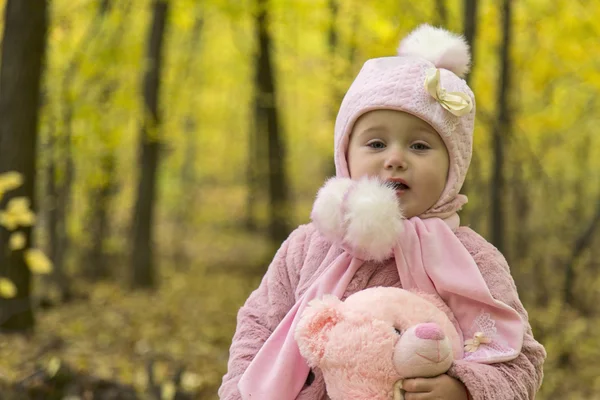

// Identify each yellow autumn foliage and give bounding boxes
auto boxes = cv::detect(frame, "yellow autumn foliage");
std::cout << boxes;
[0,197,36,231]
[0,277,17,299]
[24,249,54,275]
[8,232,26,251]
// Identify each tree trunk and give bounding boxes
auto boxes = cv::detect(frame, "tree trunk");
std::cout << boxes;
[463,0,478,85]
[171,117,197,264]
[325,0,339,178]
[511,162,529,263]
[459,0,478,206]
[131,0,169,289]
[82,73,119,281]
[507,155,530,301]
[46,131,58,269]
[246,5,270,233]
[328,0,338,57]
[490,0,512,254]
[51,82,75,296]
[254,0,289,246]
[246,0,261,232]
[245,118,260,231]
[170,14,203,261]
[80,1,130,281]
[563,137,597,309]
[86,151,116,280]
[49,0,113,293]
[324,2,358,178]
[46,129,72,302]
[465,150,483,233]
[436,0,448,27]
[0,0,48,333]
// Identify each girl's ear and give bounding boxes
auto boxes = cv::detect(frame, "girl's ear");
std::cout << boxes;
[295,295,345,367]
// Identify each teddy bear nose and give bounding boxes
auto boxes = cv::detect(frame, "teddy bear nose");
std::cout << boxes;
[415,323,445,340]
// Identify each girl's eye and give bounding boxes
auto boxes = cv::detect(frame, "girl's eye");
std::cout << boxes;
[411,142,430,151]
[394,328,402,335]
[367,141,386,149]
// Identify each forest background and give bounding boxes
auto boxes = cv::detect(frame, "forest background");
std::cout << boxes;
[1,0,599,399]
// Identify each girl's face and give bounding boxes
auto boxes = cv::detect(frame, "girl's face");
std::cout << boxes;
[347,110,449,219]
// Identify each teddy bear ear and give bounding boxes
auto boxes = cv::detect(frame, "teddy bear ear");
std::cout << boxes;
[295,295,344,367]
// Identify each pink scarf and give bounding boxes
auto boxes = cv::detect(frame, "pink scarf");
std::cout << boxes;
[238,180,523,400]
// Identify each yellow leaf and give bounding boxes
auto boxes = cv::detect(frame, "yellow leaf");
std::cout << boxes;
[0,171,23,199]
[9,232,26,251]
[24,249,53,274]
[181,371,203,392]
[0,197,36,231]
[153,361,169,382]
[0,278,17,298]
[46,357,61,378]
[133,368,149,390]
[0,212,18,230]
[96,362,113,380]
[161,381,176,400]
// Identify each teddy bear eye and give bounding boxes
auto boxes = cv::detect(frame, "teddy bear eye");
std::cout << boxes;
[394,328,402,335]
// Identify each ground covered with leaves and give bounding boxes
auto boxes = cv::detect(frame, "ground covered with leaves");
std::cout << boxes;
[0,228,271,400]
[2,224,600,399]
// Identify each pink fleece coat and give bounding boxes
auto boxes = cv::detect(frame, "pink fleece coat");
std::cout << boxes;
[218,223,546,400]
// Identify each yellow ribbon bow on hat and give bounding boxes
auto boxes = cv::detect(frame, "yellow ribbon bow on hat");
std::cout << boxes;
[424,68,473,117]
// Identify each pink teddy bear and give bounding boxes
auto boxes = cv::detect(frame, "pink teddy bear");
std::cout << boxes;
[295,287,463,400]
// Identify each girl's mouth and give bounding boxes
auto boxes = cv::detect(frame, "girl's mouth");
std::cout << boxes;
[388,181,410,191]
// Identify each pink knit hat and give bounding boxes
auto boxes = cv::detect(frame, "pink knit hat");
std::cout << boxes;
[334,24,476,218]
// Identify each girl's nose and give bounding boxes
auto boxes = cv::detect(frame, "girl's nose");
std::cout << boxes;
[384,147,407,170]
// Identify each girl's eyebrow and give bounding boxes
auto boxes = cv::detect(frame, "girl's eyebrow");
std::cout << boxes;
[409,119,436,133]
[416,127,438,137]
[358,125,387,136]
[357,122,438,137]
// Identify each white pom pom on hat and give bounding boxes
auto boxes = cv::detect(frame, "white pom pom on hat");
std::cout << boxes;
[311,177,405,262]
[310,177,355,245]
[397,24,471,78]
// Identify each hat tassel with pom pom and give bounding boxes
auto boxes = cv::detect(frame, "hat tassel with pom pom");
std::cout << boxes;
[311,177,405,262]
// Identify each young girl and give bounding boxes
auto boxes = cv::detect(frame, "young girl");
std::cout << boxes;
[219,24,546,400]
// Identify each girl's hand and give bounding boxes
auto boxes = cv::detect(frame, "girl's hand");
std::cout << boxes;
[402,374,469,400]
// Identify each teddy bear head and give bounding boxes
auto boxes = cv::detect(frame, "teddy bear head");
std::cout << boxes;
[295,287,462,400]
